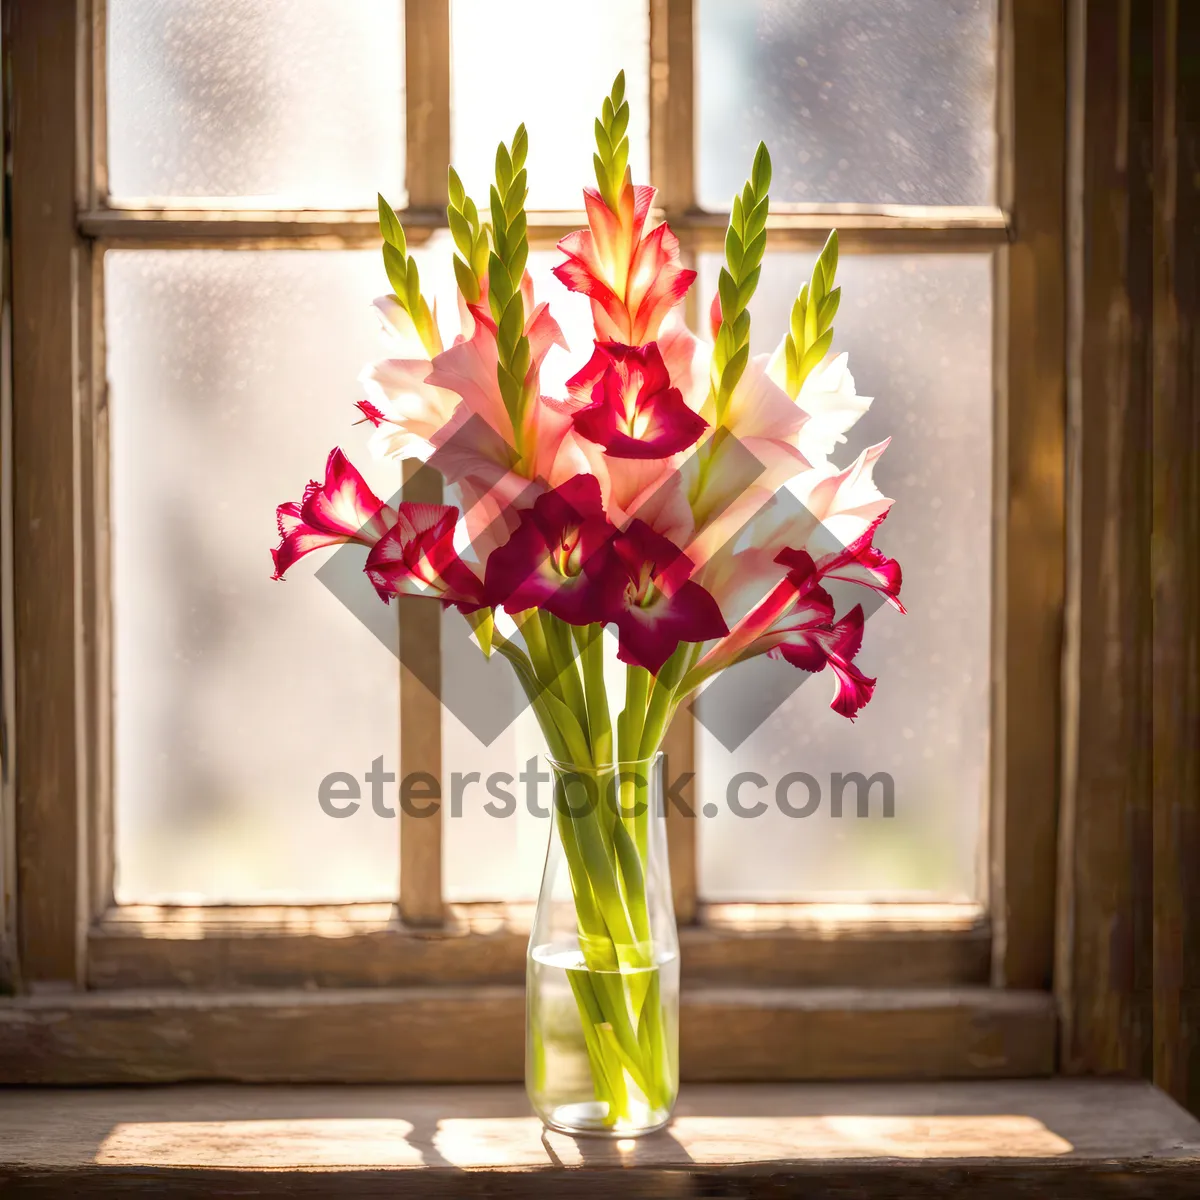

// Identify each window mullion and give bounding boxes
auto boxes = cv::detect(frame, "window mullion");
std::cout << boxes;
[8,0,93,986]
[404,0,452,211]
[650,0,696,215]
[398,0,452,924]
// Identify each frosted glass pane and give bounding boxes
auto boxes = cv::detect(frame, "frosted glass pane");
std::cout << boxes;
[698,0,996,207]
[108,0,405,205]
[451,0,649,210]
[695,253,992,900]
[108,251,402,903]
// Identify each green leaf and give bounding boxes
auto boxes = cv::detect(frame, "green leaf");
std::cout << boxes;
[511,123,528,169]
[818,229,839,286]
[377,193,405,251]
[594,119,612,161]
[751,142,772,192]
[611,69,625,108]
[406,259,422,313]
[720,344,750,395]
[382,242,408,299]
[505,170,527,221]
[797,328,833,380]
[717,269,739,319]
[495,141,513,192]
[611,102,629,146]
[724,226,744,276]
[743,229,768,272]
[453,256,480,305]
[447,168,465,211]
[736,267,761,311]
[447,207,472,254]
[818,286,841,332]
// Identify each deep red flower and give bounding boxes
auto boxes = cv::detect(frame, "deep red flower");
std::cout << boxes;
[607,520,728,674]
[768,603,877,719]
[271,448,396,580]
[694,547,877,718]
[814,524,906,613]
[484,474,620,625]
[565,341,708,460]
[364,502,484,612]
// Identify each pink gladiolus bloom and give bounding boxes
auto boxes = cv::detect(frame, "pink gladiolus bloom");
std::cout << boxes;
[364,502,484,611]
[554,183,696,346]
[816,524,906,613]
[484,474,620,626]
[566,341,708,459]
[696,548,877,718]
[271,448,396,580]
[607,520,728,674]
[768,603,877,720]
[426,293,573,484]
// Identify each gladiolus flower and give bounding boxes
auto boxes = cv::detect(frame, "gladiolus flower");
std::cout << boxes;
[816,524,905,613]
[271,449,396,580]
[484,474,620,625]
[768,603,877,719]
[364,502,485,612]
[554,184,696,346]
[566,341,708,459]
[606,520,728,674]
[425,291,572,483]
[693,548,876,718]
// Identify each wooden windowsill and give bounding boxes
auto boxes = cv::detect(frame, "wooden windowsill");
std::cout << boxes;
[1,1081,1197,1197]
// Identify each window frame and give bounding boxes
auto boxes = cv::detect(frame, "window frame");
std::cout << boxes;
[0,0,1065,1082]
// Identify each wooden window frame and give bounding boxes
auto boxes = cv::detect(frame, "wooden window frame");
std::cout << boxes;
[0,0,1067,1083]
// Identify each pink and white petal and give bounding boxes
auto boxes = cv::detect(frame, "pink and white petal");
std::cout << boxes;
[371,295,429,358]
[299,448,395,542]
[425,324,514,446]
[797,353,874,463]
[795,440,894,557]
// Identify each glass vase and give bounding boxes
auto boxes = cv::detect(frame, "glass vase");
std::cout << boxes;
[526,752,679,1136]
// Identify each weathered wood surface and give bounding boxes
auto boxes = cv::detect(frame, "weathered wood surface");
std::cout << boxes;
[990,0,1067,994]
[78,205,1009,251]
[398,464,444,928]
[87,902,989,990]
[8,0,89,986]
[0,1080,1196,1198]
[1058,0,1156,1081]
[1151,0,1200,1117]
[0,987,1053,1085]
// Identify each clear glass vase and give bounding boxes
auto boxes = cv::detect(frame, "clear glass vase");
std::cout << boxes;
[526,752,680,1136]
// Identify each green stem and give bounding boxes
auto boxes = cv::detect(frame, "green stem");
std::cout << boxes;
[542,614,588,739]
[575,624,612,767]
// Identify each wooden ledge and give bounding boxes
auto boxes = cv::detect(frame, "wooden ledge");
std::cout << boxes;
[1,1081,1197,1197]
[0,987,1053,1084]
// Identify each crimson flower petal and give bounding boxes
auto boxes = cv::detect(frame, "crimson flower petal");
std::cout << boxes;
[566,341,708,460]
[364,502,484,612]
[815,523,906,613]
[769,604,877,719]
[271,448,395,580]
[483,474,621,625]
[607,520,728,674]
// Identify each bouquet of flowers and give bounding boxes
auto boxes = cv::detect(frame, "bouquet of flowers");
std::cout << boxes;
[272,73,903,1134]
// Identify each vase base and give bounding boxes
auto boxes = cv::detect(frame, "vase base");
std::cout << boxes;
[540,1100,671,1138]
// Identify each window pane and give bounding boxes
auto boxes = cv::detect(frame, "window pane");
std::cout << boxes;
[451,0,649,210]
[698,0,996,208]
[107,0,405,205]
[108,251,401,903]
[695,253,992,900]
